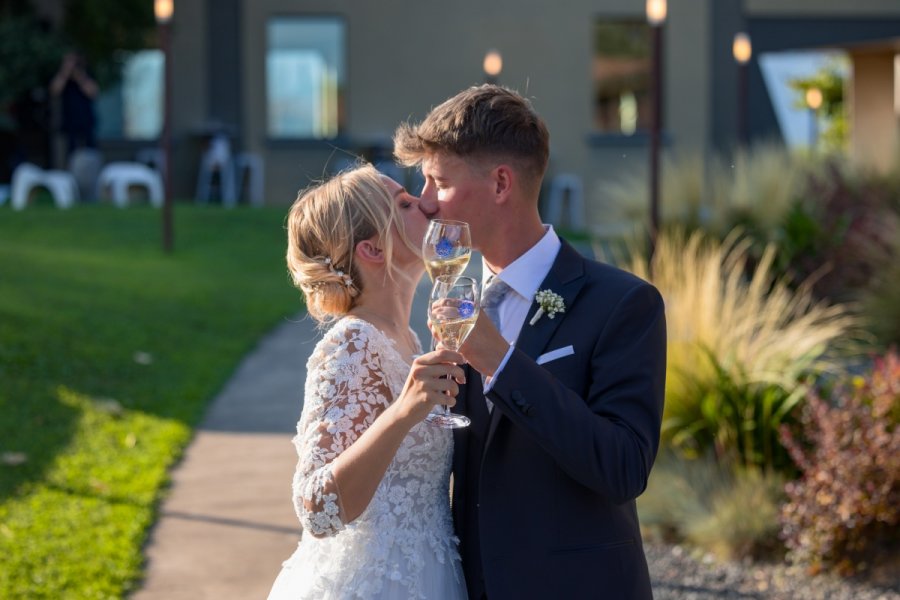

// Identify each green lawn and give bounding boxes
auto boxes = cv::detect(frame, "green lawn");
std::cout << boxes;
[0,204,300,599]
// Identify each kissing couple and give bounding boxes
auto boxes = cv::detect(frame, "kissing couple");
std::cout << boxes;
[267,84,667,600]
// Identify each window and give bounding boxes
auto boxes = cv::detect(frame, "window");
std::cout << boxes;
[96,50,164,140]
[267,16,345,139]
[593,21,651,135]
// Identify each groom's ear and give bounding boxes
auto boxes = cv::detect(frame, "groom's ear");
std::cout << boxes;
[492,164,513,205]
[355,238,384,264]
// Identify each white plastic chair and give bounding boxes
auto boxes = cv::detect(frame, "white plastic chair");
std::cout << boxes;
[135,147,167,180]
[235,152,265,206]
[96,162,164,208]
[68,148,104,201]
[11,163,79,210]
[195,134,236,206]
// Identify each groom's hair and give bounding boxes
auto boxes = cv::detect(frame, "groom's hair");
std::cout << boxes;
[394,84,550,187]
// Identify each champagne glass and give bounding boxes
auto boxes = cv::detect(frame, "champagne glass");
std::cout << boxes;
[422,219,471,353]
[422,220,471,283]
[425,275,478,429]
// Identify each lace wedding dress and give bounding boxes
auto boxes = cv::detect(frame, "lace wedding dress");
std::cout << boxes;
[268,317,467,600]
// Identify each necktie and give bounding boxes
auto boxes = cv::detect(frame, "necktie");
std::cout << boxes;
[481,276,511,332]
[480,276,511,411]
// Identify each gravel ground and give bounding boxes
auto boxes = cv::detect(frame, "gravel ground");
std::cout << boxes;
[646,543,900,600]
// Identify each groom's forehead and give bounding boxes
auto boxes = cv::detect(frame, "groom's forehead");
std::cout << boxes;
[423,152,476,176]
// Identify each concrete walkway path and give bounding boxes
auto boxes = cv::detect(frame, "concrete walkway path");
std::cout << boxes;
[131,315,316,599]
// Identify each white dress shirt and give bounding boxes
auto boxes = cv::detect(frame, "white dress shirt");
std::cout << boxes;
[482,225,561,393]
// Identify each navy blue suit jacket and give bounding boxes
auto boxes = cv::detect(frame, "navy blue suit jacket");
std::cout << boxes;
[452,240,666,599]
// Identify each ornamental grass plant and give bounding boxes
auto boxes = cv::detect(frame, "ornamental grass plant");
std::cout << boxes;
[598,142,809,242]
[638,453,785,561]
[615,229,858,471]
[600,152,709,233]
[862,253,900,347]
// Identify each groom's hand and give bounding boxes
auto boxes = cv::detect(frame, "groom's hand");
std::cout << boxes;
[459,312,509,378]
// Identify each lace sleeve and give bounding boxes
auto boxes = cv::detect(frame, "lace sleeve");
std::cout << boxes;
[292,322,395,538]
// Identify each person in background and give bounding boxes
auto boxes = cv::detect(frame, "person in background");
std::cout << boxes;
[50,51,98,159]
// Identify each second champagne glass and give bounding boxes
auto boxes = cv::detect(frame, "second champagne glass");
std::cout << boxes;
[425,275,478,429]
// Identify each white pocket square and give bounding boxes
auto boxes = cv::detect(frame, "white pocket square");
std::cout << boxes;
[536,345,575,365]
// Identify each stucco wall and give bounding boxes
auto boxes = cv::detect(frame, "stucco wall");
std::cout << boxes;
[229,0,716,238]
[165,0,898,226]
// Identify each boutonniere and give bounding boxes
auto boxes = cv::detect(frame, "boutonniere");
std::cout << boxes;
[529,289,565,326]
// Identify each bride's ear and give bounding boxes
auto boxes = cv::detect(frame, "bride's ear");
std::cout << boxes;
[355,238,384,265]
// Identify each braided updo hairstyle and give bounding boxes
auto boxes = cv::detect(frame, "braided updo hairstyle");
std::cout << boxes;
[286,163,407,324]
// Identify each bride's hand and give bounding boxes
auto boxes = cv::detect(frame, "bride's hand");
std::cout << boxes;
[395,349,466,423]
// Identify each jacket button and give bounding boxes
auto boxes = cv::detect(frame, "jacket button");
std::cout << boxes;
[511,390,524,402]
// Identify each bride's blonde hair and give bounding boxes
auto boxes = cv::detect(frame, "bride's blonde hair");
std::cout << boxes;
[286,163,414,324]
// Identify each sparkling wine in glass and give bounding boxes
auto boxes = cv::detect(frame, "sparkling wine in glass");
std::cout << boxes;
[425,275,478,429]
[422,220,471,283]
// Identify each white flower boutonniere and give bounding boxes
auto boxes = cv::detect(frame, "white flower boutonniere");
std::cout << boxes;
[529,289,566,326]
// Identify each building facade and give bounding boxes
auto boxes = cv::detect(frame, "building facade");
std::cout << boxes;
[37,0,900,230]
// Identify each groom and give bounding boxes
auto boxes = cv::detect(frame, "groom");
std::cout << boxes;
[395,85,666,599]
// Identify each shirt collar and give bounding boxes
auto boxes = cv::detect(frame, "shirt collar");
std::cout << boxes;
[482,225,561,301]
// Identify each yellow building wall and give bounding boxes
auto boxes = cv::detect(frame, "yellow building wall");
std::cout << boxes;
[166,0,899,225]
[233,0,715,235]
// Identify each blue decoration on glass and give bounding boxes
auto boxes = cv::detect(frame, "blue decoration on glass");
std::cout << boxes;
[457,300,475,318]
[435,237,454,258]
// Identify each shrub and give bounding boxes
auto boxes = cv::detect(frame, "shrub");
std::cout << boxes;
[618,229,858,471]
[686,466,785,561]
[779,351,900,575]
[600,152,709,234]
[597,148,900,309]
[862,254,900,347]
[639,453,785,561]
[598,143,810,242]
[707,142,810,240]
[787,162,900,302]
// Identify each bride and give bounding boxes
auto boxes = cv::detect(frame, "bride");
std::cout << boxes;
[267,164,468,599]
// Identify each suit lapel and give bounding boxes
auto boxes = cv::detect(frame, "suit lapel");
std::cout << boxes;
[484,240,587,447]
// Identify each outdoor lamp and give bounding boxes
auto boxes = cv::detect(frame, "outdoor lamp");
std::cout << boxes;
[156,0,174,251]
[805,87,823,150]
[733,32,752,64]
[733,32,752,146]
[806,87,823,111]
[645,0,666,259]
[154,0,173,24]
[483,50,502,83]
[646,0,667,26]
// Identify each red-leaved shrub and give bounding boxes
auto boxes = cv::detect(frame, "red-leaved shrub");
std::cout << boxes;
[779,351,900,575]
[790,163,900,302]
